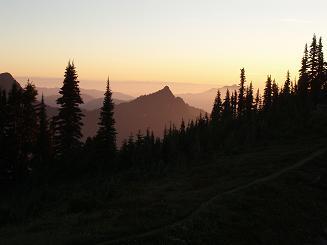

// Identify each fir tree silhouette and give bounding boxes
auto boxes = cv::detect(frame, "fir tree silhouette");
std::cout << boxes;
[232,90,238,119]
[211,90,222,124]
[238,68,246,117]
[245,82,254,118]
[263,75,273,111]
[222,89,232,120]
[36,94,51,164]
[309,34,320,103]
[255,89,261,112]
[272,80,279,106]
[298,44,309,98]
[56,61,84,157]
[96,77,117,160]
[283,71,291,96]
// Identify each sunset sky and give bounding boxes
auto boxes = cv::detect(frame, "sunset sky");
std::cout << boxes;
[2,0,327,91]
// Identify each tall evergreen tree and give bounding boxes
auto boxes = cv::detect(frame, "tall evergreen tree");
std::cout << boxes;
[263,75,272,111]
[317,37,324,78]
[180,119,186,134]
[23,81,38,138]
[283,71,291,96]
[238,68,246,117]
[309,34,320,102]
[7,83,23,153]
[21,81,38,165]
[254,89,261,112]
[211,90,223,124]
[5,81,38,179]
[222,89,232,120]
[298,44,309,97]
[317,37,325,100]
[232,90,238,119]
[4,84,23,178]
[36,94,51,164]
[309,34,319,80]
[56,61,84,157]
[96,77,117,159]
[272,80,279,105]
[292,78,298,95]
[245,82,254,117]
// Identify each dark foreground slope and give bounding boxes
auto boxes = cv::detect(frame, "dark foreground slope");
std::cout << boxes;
[1,137,326,245]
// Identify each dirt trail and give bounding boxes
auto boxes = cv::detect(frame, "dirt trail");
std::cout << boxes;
[99,148,327,244]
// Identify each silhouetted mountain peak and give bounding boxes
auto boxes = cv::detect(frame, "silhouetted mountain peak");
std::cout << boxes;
[0,72,21,92]
[163,85,171,91]
[0,72,14,80]
[132,86,175,104]
[152,85,174,98]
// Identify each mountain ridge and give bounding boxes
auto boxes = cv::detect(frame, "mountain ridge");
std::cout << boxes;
[83,85,204,144]
[177,84,239,112]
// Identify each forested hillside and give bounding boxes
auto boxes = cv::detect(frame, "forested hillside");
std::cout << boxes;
[0,35,327,245]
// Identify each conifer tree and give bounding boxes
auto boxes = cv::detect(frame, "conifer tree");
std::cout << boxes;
[56,61,84,156]
[309,34,320,102]
[317,37,325,100]
[298,44,309,97]
[238,68,246,117]
[180,118,186,134]
[272,80,279,105]
[7,83,23,153]
[222,89,232,120]
[254,89,261,112]
[6,81,38,178]
[293,78,298,95]
[179,119,186,152]
[317,37,324,79]
[21,82,38,166]
[283,71,291,96]
[263,75,272,111]
[96,77,117,159]
[4,84,23,177]
[245,82,254,117]
[232,90,238,119]
[37,94,51,164]
[230,93,235,119]
[211,90,223,124]
[309,34,319,80]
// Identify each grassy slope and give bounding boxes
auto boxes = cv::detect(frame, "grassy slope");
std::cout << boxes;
[0,137,326,245]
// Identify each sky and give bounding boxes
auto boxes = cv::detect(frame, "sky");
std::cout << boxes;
[1,0,327,92]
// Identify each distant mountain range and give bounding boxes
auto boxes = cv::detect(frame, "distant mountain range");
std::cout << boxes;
[177,85,239,113]
[36,87,134,109]
[82,97,126,111]
[5,73,240,113]
[0,73,134,110]
[1,73,204,144]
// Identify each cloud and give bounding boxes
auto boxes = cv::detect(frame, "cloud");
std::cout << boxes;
[279,18,313,24]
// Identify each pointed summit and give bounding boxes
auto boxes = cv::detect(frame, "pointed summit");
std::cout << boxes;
[163,85,171,91]
[0,72,22,92]
[153,85,174,99]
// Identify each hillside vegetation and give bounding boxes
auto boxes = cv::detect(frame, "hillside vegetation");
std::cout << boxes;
[0,136,326,244]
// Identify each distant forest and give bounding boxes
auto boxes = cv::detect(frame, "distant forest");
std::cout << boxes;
[0,34,327,183]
